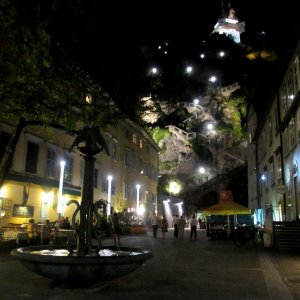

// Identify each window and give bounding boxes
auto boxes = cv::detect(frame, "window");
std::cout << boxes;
[123,182,129,199]
[276,152,282,184]
[46,148,57,178]
[268,117,273,146]
[269,157,275,186]
[280,84,287,119]
[295,55,300,92]
[64,154,73,183]
[296,109,300,141]
[287,72,294,109]
[102,176,115,195]
[139,139,143,149]
[25,141,39,174]
[125,129,131,140]
[294,56,299,92]
[289,118,296,149]
[111,179,115,195]
[248,132,252,144]
[275,104,279,132]
[102,176,108,193]
[0,131,12,168]
[111,139,118,160]
[94,168,98,188]
[124,149,130,167]
[131,152,137,169]
[282,129,289,156]
[132,133,137,144]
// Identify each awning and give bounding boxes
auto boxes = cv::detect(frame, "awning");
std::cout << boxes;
[202,200,251,216]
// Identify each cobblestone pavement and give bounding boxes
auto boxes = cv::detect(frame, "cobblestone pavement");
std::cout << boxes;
[0,229,300,300]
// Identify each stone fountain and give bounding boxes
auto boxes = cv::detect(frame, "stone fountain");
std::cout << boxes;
[11,126,153,288]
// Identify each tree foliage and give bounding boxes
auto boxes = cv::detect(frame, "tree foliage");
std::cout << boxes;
[0,0,123,188]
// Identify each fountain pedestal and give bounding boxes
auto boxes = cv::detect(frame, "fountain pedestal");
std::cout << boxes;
[11,245,153,287]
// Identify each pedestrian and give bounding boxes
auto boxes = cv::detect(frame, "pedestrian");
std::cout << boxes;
[40,219,52,245]
[151,213,159,238]
[198,218,202,229]
[190,215,197,240]
[27,219,37,245]
[172,214,179,239]
[161,216,168,239]
[112,212,121,246]
[64,217,71,229]
[178,216,186,240]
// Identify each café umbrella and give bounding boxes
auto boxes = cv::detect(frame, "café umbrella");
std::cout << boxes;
[202,200,251,216]
[202,199,252,229]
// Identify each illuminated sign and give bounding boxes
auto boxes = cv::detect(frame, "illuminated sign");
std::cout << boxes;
[12,204,34,218]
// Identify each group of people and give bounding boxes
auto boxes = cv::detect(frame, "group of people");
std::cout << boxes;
[27,219,55,245]
[150,214,168,239]
[25,216,74,246]
[151,214,199,240]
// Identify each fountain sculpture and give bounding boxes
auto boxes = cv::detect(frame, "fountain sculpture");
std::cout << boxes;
[11,126,153,288]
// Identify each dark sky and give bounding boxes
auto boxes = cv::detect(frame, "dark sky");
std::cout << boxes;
[53,0,300,107]
[83,0,299,54]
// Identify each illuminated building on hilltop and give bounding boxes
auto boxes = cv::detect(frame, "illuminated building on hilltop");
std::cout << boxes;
[212,5,245,44]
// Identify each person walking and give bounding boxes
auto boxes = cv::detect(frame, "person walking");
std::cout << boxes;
[161,216,168,239]
[172,214,179,239]
[178,216,186,240]
[112,212,121,246]
[190,215,198,240]
[151,213,159,238]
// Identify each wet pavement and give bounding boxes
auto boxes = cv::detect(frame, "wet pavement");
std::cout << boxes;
[1,229,300,299]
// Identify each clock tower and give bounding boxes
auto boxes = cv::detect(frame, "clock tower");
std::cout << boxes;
[212,4,245,44]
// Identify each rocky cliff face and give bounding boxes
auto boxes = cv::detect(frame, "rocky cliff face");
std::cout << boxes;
[146,83,247,206]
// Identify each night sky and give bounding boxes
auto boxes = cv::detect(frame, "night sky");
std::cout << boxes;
[51,0,300,109]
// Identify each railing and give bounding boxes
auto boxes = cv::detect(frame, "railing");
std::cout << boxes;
[166,125,196,141]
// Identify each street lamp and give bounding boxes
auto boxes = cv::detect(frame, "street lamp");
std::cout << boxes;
[185,66,193,74]
[57,160,65,215]
[209,76,217,83]
[136,184,141,214]
[193,98,199,106]
[107,175,113,216]
[169,181,180,196]
[150,67,158,75]
[207,123,213,130]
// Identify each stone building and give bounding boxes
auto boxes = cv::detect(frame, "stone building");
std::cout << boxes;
[0,118,159,226]
[247,39,300,228]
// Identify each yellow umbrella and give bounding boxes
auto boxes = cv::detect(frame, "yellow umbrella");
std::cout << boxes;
[202,200,251,216]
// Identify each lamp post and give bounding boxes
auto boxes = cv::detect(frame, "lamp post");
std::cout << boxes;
[136,184,141,215]
[169,181,180,196]
[199,166,209,182]
[193,98,199,107]
[208,75,218,94]
[107,175,113,216]
[177,202,184,216]
[57,160,65,216]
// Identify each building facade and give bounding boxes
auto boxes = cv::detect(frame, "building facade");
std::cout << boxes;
[247,39,300,226]
[0,119,160,226]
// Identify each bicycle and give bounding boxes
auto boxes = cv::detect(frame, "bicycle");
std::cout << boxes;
[233,225,259,248]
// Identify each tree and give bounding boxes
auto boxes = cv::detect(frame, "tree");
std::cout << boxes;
[0,0,121,188]
[0,0,134,256]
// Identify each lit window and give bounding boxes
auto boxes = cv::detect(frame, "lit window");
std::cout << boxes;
[133,134,137,144]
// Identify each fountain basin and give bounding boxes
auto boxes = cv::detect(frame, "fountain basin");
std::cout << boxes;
[11,245,153,287]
